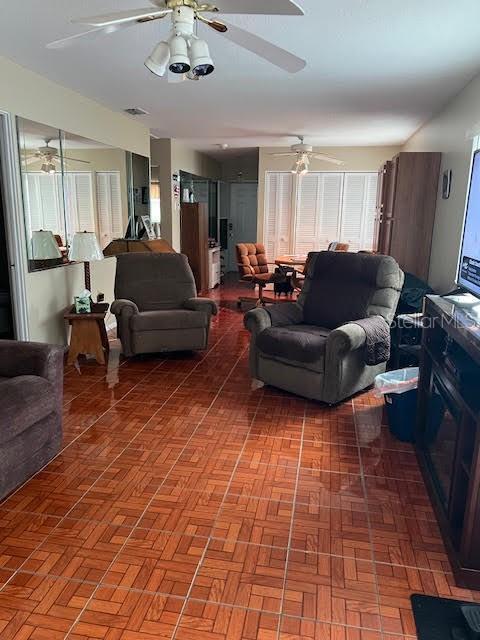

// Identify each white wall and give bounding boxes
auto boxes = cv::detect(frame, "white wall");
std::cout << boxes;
[0,55,150,344]
[151,138,221,251]
[221,152,259,182]
[257,145,401,242]
[404,73,480,292]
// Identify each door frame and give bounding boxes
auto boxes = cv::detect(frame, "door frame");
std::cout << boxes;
[0,111,29,340]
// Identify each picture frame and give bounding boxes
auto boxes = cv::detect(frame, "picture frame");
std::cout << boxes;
[442,169,452,199]
[141,215,155,240]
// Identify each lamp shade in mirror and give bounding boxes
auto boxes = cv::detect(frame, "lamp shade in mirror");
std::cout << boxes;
[31,230,62,259]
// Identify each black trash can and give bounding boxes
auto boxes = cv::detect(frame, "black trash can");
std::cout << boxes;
[375,368,419,443]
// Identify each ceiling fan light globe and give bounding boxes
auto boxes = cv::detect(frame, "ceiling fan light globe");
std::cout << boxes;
[193,63,214,76]
[145,41,170,77]
[169,61,190,73]
[168,35,191,74]
[190,39,214,77]
[41,162,56,174]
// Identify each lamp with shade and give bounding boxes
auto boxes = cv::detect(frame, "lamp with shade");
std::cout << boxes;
[69,231,104,292]
[31,230,62,260]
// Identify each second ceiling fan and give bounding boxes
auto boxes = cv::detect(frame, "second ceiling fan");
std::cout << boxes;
[270,137,345,175]
[48,0,307,82]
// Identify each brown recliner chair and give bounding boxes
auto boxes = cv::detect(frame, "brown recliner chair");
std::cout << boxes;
[236,243,286,308]
[111,253,217,357]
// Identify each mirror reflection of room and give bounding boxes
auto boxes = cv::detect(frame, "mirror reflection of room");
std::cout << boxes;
[17,116,138,271]
[17,118,66,270]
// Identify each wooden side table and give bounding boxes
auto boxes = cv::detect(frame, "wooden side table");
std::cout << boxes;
[64,303,110,365]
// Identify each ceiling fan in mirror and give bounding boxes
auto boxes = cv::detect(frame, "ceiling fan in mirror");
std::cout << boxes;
[47,0,307,83]
[24,140,91,174]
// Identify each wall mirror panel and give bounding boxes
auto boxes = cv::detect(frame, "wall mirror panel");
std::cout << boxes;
[17,119,67,270]
[126,152,151,238]
[17,117,151,272]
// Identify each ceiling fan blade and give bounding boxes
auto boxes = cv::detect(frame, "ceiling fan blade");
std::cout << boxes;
[219,21,306,73]
[269,152,296,157]
[24,155,41,166]
[211,0,304,15]
[72,7,172,27]
[46,23,137,49]
[63,156,91,164]
[196,14,228,33]
[311,153,345,166]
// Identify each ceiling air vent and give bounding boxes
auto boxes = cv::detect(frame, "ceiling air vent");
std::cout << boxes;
[124,107,149,116]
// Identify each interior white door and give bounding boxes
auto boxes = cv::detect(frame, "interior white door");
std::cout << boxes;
[226,182,258,272]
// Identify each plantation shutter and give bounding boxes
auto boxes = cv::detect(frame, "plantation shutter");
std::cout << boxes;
[264,172,293,258]
[294,174,318,255]
[295,173,343,254]
[22,173,65,240]
[362,174,379,251]
[96,172,123,248]
[339,173,378,252]
[64,172,95,241]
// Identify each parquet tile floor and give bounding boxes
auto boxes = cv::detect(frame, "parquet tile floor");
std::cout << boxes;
[1,281,479,639]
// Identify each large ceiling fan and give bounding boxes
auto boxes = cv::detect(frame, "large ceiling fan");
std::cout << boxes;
[270,137,344,175]
[24,140,90,174]
[47,0,306,82]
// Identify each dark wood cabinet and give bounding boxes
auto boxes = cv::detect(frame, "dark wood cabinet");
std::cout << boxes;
[416,295,480,589]
[375,152,441,280]
[181,203,208,294]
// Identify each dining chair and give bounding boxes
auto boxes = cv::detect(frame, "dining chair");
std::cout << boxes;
[236,243,286,308]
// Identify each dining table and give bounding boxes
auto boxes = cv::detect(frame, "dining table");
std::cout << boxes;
[274,255,308,291]
[274,254,308,269]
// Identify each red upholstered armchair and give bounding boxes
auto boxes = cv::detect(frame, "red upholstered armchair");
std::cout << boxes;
[236,243,285,307]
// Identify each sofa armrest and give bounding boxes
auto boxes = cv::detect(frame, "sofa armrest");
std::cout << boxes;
[327,322,367,354]
[183,298,218,316]
[0,339,64,381]
[244,307,272,335]
[111,299,138,358]
[111,299,139,317]
[0,340,64,414]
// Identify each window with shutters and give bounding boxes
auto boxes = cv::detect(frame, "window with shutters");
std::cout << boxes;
[264,172,293,258]
[264,171,378,256]
[338,173,378,252]
[96,172,123,248]
[295,173,343,254]
[63,172,95,242]
[22,173,66,242]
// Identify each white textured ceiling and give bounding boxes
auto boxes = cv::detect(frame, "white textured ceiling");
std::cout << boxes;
[2,0,480,155]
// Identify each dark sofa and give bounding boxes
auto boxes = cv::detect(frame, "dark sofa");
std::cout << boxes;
[0,340,64,500]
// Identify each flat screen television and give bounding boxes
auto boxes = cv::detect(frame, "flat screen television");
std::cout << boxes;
[457,150,480,297]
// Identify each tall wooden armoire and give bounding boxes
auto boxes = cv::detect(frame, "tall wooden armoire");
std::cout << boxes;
[181,203,209,294]
[375,152,441,281]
